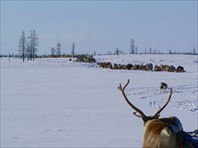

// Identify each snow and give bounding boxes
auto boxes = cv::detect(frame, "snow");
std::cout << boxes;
[1,54,197,147]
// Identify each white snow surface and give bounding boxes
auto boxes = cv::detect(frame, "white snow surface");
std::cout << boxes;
[1,54,198,147]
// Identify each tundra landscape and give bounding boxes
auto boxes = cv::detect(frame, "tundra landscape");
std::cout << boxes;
[1,54,197,147]
[1,1,197,147]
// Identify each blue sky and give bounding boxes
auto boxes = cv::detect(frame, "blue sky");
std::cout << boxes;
[1,1,197,55]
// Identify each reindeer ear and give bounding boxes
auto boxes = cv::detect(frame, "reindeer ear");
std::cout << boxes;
[161,127,172,137]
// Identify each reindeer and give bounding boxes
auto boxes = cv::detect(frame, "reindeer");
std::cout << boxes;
[118,79,184,148]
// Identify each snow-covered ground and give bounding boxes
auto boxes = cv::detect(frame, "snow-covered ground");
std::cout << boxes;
[1,54,197,147]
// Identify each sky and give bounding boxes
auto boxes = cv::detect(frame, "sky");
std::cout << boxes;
[1,1,197,55]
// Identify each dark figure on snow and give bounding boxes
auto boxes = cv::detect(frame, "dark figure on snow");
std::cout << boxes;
[160,82,168,90]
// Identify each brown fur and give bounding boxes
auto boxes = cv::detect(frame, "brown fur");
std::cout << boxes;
[143,117,183,148]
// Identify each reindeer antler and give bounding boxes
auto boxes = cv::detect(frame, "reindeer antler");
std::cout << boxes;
[118,79,146,118]
[153,88,172,118]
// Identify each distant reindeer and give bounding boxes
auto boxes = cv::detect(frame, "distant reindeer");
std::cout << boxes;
[118,79,184,148]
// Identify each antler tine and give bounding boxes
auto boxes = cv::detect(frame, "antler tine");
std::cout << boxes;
[123,79,130,90]
[118,79,146,118]
[154,88,173,118]
[133,112,144,118]
[118,79,130,90]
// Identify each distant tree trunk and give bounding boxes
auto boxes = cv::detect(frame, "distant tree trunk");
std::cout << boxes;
[18,31,26,62]
[149,47,152,54]
[56,42,61,57]
[51,47,55,57]
[72,43,75,57]
[26,42,31,60]
[115,47,119,56]
[28,30,39,60]
[32,30,39,60]
[192,46,196,55]
[135,47,138,54]
[130,39,135,54]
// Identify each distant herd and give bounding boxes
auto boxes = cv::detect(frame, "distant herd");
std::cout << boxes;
[97,62,185,72]
[74,55,186,73]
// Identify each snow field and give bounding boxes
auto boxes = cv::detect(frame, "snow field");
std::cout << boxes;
[1,54,197,147]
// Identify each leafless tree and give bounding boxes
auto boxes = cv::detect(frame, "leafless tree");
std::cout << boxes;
[115,47,119,56]
[135,47,138,54]
[28,30,39,60]
[18,31,26,62]
[72,43,75,57]
[130,39,135,54]
[56,42,61,56]
[192,46,196,55]
[149,47,152,54]
[51,47,56,57]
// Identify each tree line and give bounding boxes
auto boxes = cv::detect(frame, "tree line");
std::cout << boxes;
[1,31,197,60]
[49,42,75,58]
[18,30,77,61]
[113,38,197,56]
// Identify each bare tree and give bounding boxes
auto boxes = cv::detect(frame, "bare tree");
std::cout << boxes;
[51,47,56,57]
[56,42,61,56]
[135,47,138,54]
[72,43,75,57]
[18,31,26,62]
[26,42,31,60]
[149,47,152,54]
[130,39,135,54]
[115,47,119,56]
[192,46,196,55]
[28,30,39,60]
